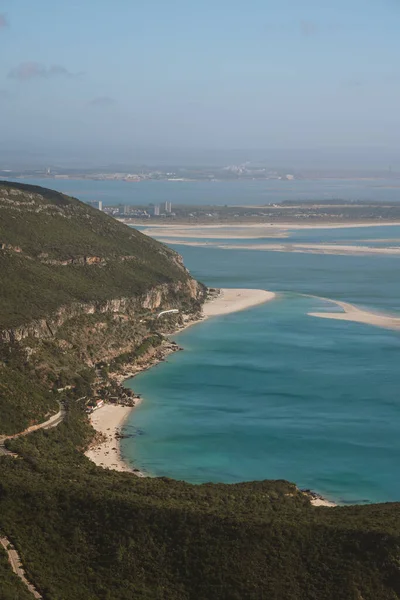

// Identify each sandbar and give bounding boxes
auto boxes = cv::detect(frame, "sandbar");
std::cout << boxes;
[309,298,400,332]
[156,239,400,256]
[139,225,287,240]
[127,221,400,242]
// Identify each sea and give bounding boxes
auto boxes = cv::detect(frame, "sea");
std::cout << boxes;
[20,177,400,504]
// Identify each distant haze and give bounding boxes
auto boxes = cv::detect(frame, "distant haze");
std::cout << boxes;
[1,1,400,168]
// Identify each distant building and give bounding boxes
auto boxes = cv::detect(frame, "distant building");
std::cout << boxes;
[87,200,103,211]
[165,201,172,213]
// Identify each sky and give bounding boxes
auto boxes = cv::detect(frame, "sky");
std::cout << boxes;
[0,0,400,166]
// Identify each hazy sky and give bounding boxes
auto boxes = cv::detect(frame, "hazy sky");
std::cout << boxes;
[0,1,400,162]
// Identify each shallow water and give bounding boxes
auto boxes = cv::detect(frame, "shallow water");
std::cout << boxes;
[122,226,400,504]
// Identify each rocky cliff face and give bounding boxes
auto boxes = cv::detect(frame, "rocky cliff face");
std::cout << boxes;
[1,279,205,344]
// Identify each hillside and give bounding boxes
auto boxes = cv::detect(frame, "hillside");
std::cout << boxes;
[0,181,400,599]
[0,181,205,434]
[0,180,202,330]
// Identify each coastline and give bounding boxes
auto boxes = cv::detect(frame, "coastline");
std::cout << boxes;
[85,288,276,477]
[85,288,275,476]
[85,404,145,475]
[84,287,337,507]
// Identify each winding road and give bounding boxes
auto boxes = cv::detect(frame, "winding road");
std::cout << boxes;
[0,405,66,595]
[0,536,43,598]
[0,404,65,456]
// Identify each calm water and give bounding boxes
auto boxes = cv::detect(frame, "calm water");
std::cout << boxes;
[122,226,400,504]
[15,177,400,206]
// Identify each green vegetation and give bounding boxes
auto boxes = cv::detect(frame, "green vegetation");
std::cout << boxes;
[0,181,202,329]
[1,181,400,599]
[0,342,59,434]
[1,412,400,599]
[110,334,163,368]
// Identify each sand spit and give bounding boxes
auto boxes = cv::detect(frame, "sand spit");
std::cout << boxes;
[155,239,400,256]
[140,225,288,240]
[126,220,400,234]
[203,288,276,317]
[309,298,400,332]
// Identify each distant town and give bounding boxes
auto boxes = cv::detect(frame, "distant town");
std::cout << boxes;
[83,199,400,225]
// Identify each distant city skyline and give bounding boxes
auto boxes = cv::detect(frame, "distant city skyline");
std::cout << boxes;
[1,1,400,164]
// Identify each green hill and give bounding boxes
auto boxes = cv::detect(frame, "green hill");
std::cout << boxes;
[0,181,400,600]
[0,180,202,330]
[0,181,204,434]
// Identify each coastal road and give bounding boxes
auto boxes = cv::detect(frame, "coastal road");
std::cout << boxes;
[0,404,66,456]
[0,536,43,598]
[0,408,66,595]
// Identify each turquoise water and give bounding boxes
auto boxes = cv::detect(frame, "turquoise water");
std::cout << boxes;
[122,227,400,504]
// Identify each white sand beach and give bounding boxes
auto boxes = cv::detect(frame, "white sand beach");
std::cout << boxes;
[139,225,288,240]
[310,497,337,507]
[309,298,400,332]
[85,404,139,473]
[85,287,275,474]
[126,221,400,244]
[203,288,275,317]
[151,239,400,256]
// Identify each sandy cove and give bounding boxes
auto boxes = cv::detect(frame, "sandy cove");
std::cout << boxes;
[85,404,144,474]
[85,288,276,476]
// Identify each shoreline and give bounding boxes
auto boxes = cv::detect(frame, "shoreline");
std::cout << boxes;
[85,404,145,475]
[84,287,337,507]
[126,221,400,243]
[85,288,275,477]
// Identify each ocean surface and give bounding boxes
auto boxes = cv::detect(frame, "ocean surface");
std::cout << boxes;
[122,225,400,505]
[14,177,400,206]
